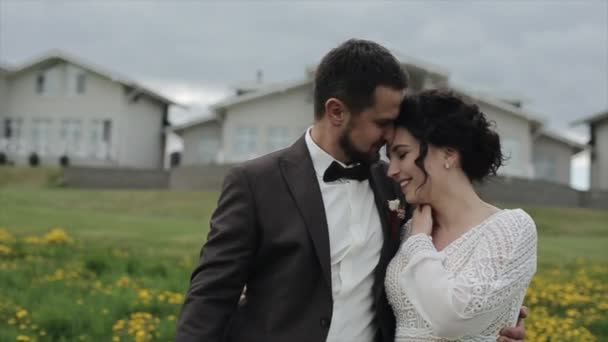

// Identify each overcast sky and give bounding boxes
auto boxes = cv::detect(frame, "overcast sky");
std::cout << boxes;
[1,0,606,188]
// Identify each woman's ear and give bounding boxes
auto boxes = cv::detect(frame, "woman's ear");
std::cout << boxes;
[443,147,460,169]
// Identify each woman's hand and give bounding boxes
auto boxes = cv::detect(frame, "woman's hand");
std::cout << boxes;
[411,204,433,236]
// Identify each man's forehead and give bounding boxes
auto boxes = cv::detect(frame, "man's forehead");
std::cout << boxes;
[374,86,406,101]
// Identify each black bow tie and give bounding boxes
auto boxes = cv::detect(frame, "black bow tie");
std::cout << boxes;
[323,161,370,183]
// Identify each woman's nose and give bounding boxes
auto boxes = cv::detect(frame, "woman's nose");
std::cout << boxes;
[387,160,399,179]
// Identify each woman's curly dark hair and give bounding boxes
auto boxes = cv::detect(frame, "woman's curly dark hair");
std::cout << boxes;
[395,89,505,185]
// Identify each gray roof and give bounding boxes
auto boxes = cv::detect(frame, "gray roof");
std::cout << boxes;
[178,54,543,132]
[450,84,544,128]
[571,110,608,126]
[211,78,310,111]
[537,129,586,154]
[211,51,451,112]
[171,115,218,135]
[3,49,183,107]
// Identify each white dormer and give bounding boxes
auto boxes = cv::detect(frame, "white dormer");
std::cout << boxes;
[36,66,62,97]
[66,65,87,96]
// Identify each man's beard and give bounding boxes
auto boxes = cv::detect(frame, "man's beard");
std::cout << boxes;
[338,129,382,165]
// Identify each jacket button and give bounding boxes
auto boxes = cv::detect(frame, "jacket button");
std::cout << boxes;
[320,317,330,328]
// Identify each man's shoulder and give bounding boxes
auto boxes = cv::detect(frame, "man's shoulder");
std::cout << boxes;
[229,144,302,179]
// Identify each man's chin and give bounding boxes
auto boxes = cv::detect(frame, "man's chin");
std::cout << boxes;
[366,152,380,164]
[355,148,381,164]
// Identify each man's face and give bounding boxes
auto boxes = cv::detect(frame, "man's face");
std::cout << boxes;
[340,86,404,164]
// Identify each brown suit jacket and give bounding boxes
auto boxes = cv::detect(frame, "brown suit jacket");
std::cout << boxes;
[176,136,409,342]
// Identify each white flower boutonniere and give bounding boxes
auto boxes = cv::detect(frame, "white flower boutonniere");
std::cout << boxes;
[387,199,406,220]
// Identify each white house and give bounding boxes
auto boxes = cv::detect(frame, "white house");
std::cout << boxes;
[532,130,585,185]
[573,110,608,190]
[0,66,9,124]
[174,54,581,183]
[0,50,181,169]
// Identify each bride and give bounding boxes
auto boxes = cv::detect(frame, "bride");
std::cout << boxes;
[384,89,537,341]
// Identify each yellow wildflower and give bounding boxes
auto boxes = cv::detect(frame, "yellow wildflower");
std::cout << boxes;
[0,228,15,242]
[16,309,28,319]
[44,228,73,244]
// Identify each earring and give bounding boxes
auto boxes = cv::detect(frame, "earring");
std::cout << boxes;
[444,162,450,169]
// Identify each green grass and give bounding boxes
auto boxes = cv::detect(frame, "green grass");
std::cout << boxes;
[0,166,607,340]
[0,166,63,188]
[1,185,607,265]
[524,206,608,267]
[0,186,216,258]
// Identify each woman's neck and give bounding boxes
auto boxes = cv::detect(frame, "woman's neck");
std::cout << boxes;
[430,181,497,234]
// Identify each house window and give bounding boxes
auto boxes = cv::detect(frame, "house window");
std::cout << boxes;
[36,74,45,94]
[3,118,12,138]
[502,138,522,175]
[90,120,101,157]
[4,118,23,153]
[102,120,112,143]
[31,118,52,155]
[60,119,82,155]
[234,125,258,156]
[199,136,219,163]
[76,73,86,94]
[534,155,558,182]
[267,126,290,152]
[90,119,112,159]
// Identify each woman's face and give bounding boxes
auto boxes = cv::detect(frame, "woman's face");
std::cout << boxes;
[387,127,451,205]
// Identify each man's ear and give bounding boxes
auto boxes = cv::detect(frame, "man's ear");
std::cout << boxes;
[325,98,347,126]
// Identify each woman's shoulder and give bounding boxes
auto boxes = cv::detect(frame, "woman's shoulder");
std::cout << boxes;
[500,208,535,226]
[487,208,537,244]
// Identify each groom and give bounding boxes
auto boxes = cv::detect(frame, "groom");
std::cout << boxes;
[176,39,526,342]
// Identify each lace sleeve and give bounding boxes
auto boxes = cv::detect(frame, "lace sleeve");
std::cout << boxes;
[397,209,538,339]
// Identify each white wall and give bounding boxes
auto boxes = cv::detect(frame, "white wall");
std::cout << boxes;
[533,135,574,185]
[0,71,8,117]
[192,82,536,177]
[477,102,533,178]
[2,61,166,169]
[0,72,7,161]
[180,121,222,165]
[221,84,313,163]
[591,119,608,190]
[119,96,166,169]
[6,63,123,166]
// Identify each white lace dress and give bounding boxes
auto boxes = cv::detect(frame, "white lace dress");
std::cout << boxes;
[385,209,537,341]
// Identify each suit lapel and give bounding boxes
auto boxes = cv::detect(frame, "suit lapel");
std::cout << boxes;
[368,163,401,300]
[279,137,332,289]
[369,163,392,244]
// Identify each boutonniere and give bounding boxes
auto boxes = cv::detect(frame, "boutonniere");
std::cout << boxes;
[387,199,406,240]
[387,199,406,219]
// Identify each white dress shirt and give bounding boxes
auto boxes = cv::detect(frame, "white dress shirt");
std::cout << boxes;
[305,128,384,342]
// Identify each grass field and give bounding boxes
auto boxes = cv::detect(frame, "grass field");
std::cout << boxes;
[0,167,607,341]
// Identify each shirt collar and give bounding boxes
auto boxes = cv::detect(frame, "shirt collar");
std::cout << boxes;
[304,127,350,179]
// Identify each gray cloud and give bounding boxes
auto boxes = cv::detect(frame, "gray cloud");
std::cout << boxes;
[1,0,606,135]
